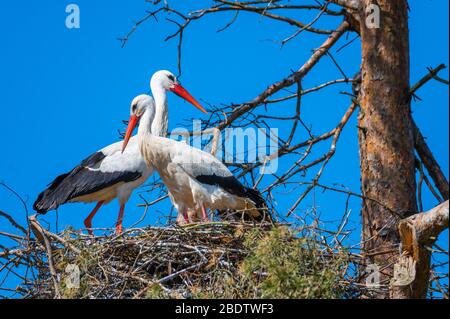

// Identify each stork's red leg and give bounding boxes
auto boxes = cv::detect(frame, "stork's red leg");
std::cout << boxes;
[183,210,190,224]
[201,204,210,222]
[116,204,125,235]
[180,207,190,224]
[84,201,104,235]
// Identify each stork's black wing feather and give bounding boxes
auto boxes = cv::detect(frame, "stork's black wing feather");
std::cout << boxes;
[195,174,271,222]
[195,174,266,209]
[195,174,244,195]
[33,151,141,214]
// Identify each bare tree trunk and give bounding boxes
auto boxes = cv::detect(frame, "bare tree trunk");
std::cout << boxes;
[358,0,417,298]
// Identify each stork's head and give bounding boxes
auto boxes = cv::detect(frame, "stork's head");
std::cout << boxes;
[130,94,153,118]
[150,70,207,114]
[122,94,155,153]
[151,70,178,91]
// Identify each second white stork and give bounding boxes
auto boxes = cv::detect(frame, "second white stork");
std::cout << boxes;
[121,96,272,224]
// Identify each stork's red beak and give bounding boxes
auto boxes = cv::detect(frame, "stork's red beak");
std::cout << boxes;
[122,115,138,153]
[171,83,207,114]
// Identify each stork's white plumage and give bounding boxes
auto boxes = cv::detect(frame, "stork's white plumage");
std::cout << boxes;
[122,95,271,224]
[34,70,206,234]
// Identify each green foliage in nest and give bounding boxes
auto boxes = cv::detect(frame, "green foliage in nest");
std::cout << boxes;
[194,226,348,299]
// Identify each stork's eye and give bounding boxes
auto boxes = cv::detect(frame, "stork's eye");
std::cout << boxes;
[167,74,175,82]
[132,104,137,113]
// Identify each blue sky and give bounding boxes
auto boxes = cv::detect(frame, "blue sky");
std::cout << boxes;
[0,1,448,294]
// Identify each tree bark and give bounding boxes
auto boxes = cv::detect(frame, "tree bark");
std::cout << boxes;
[358,0,418,298]
[390,201,449,298]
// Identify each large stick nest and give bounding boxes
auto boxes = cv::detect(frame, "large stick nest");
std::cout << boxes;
[0,215,374,299]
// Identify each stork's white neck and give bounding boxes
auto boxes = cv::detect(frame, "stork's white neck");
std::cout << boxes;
[138,104,154,140]
[137,103,163,170]
[151,84,168,137]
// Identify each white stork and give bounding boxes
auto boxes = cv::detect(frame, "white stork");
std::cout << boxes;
[121,95,272,224]
[34,70,207,234]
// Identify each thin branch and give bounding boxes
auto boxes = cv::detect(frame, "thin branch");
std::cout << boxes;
[216,21,350,131]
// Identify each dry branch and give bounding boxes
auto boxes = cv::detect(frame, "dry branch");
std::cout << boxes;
[410,64,449,201]
[413,123,449,201]
[216,20,350,131]
[391,201,449,298]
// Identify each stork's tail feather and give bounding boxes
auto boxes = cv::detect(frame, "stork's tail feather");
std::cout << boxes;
[244,187,266,209]
[33,172,71,214]
[243,187,273,223]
